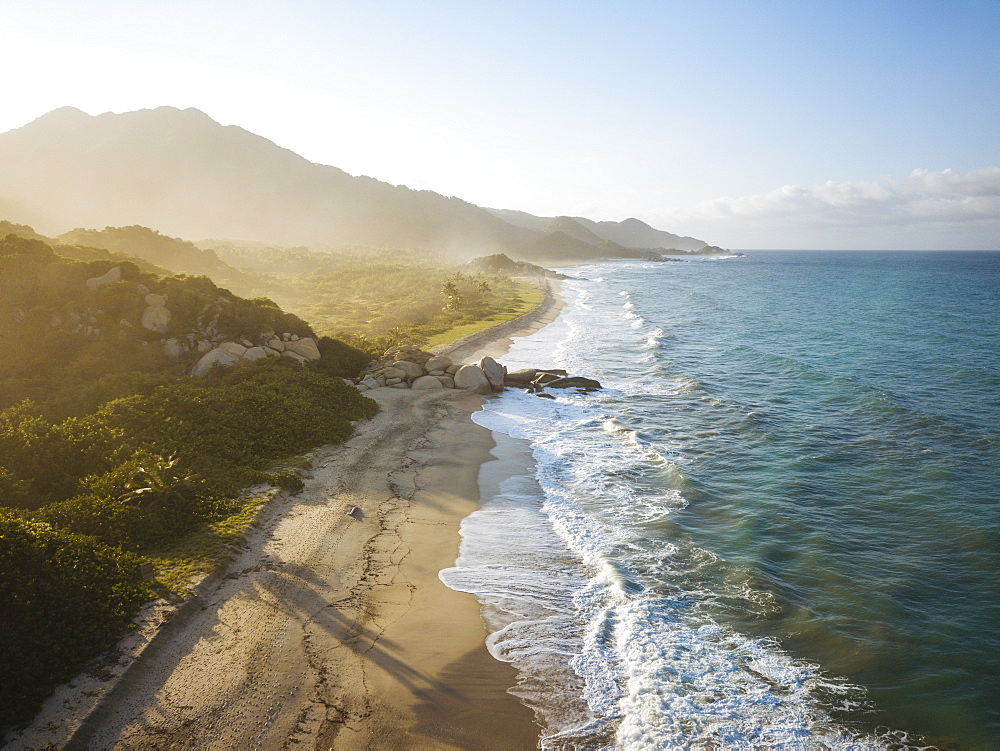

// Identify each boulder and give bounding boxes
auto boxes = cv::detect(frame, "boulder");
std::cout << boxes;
[163,338,185,360]
[244,346,268,361]
[267,337,285,352]
[504,368,539,386]
[412,375,445,390]
[141,304,171,333]
[284,336,321,361]
[86,266,121,291]
[480,356,506,392]
[192,348,239,376]
[454,364,493,395]
[385,344,424,361]
[360,376,381,389]
[219,341,248,357]
[437,375,456,389]
[197,340,214,352]
[283,351,308,363]
[424,355,453,373]
[144,293,167,307]
[394,360,424,380]
[383,366,406,380]
[533,372,562,386]
[544,376,602,391]
[446,364,460,375]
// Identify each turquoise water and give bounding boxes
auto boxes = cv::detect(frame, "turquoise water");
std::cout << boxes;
[443,251,1000,748]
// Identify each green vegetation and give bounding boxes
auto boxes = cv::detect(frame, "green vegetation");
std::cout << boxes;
[0,234,315,418]
[0,357,375,725]
[210,241,537,351]
[0,514,150,726]
[425,281,545,347]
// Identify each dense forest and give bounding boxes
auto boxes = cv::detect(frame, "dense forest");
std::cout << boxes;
[0,223,538,729]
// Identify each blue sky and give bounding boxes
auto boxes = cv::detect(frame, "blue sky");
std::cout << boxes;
[2,0,997,248]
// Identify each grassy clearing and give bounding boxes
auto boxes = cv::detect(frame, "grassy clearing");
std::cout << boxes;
[425,281,546,348]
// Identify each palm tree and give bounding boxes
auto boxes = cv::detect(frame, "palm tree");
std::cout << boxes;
[441,280,463,311]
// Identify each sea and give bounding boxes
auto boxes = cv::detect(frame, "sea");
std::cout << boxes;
[440,250,1000,750]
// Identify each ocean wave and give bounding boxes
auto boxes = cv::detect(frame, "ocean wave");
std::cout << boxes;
[459,385,883,749]
[440,257,954,748]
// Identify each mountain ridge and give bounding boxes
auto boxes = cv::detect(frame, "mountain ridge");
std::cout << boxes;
[0,107,713,260]
[489,208,707,252]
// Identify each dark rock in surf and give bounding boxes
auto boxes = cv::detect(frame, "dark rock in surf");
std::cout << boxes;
[544,376,602,391]
[504,368,539,386]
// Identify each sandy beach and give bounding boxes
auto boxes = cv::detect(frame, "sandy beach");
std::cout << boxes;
[7,283,564,750]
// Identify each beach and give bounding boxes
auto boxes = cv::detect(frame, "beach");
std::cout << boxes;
[7,284,563,751]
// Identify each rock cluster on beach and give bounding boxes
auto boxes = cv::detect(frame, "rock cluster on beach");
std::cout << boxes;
[355,345,601,396]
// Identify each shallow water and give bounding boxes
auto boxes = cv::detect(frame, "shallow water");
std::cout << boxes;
[441,251,1000,749]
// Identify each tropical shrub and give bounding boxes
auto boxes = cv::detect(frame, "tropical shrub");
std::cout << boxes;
[0,513,149,727]
[315,336,371,377]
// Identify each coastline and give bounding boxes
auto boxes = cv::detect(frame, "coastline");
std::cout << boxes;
[433,277,565,364]
[7,283,565,750]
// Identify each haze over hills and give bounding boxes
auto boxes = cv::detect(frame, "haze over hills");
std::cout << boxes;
[0,106,713,261]
[490,209,708,252]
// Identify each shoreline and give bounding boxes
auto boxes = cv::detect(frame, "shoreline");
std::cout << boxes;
[7,282,566,750]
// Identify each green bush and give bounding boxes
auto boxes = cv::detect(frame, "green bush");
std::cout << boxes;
[269,470,304,494]
[316,336,372,377]
[0,402,121,510]
[37,452,213,549]
[6,360,374,544]
[0,513,149,727]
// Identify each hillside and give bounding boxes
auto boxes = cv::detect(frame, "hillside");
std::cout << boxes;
[57,225,245,282]
[0,234,341,415]
[0,107,714,262]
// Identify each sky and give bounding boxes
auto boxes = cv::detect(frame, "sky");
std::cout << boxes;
[2,0,998,249]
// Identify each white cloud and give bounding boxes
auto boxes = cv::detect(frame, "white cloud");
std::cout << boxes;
[655,167,1000,248]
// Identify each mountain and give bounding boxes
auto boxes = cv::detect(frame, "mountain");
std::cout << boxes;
[0,106,712,260]
[572,216,707,252]
[0,107,521,253]
[491,209,708,252]
[541,216,609,246]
